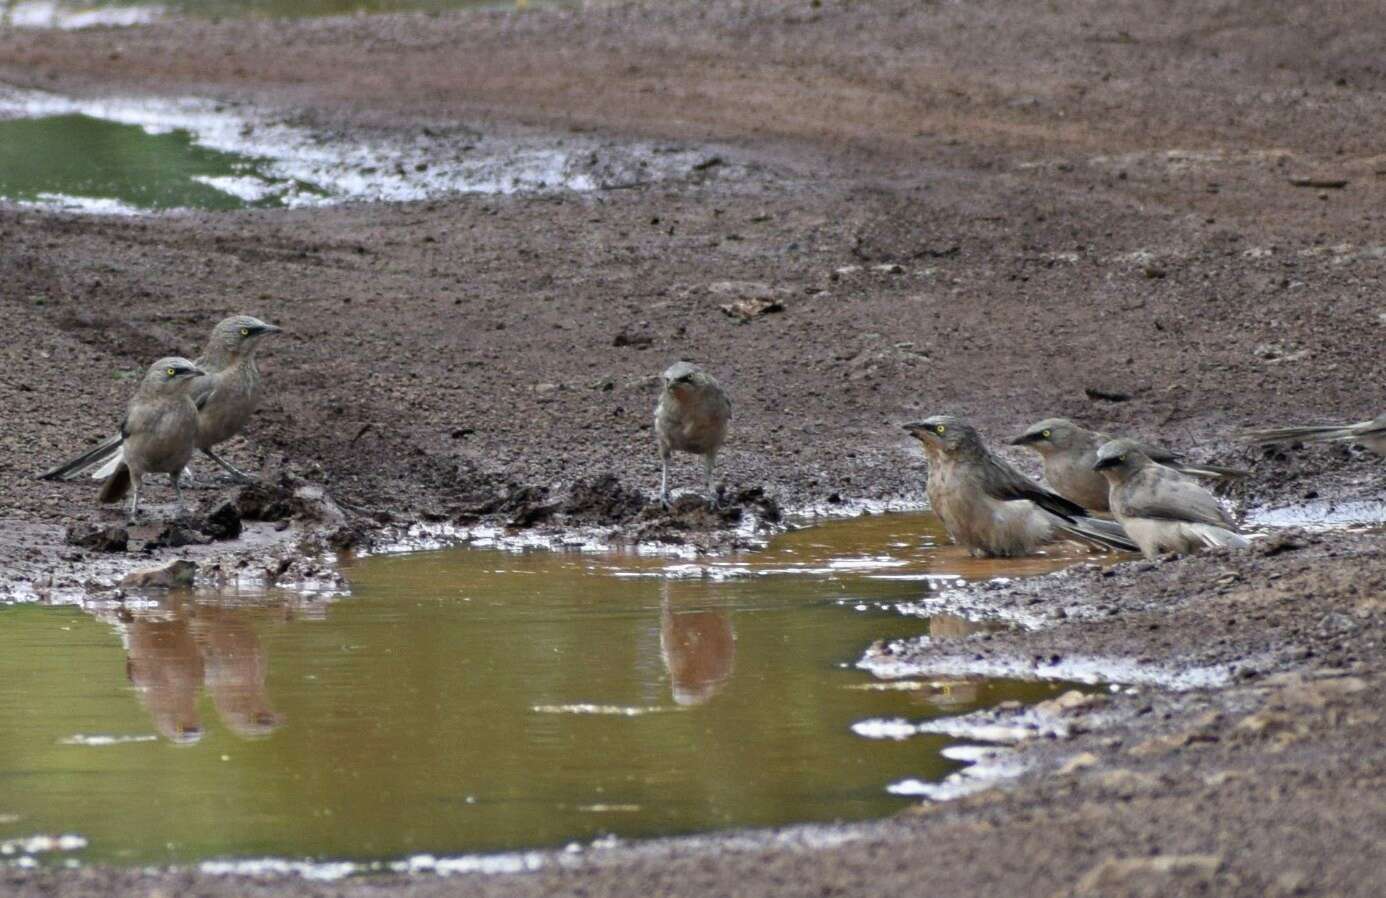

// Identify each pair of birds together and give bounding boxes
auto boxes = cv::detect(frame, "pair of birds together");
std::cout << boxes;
[655,362,1383,561]
[39,315,283,520]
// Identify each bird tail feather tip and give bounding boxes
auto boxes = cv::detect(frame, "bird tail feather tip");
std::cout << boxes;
[37,434,123,481]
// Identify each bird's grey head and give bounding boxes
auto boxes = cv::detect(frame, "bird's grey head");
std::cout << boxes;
[143,357,206,394]
[1093,438,1153,478]
[903,415,985,458]
[206,315,283,360]
[1010,417,1091,454]
[662,361,705,391]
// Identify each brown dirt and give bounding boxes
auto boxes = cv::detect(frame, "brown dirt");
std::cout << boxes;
[1,0,1384,895]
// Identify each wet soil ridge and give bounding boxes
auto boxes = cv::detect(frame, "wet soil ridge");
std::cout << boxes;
[1,0,1385,893]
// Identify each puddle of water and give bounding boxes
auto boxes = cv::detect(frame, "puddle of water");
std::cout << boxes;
[2,0,556,29]
[0,114,323,212]
[0,513,1088,869]
[0,87,727,213]
[1246,498,1386,533]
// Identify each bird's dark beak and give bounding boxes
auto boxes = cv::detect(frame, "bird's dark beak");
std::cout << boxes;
[903,423,928,439]
[1093,456,1119,471]
[1009,433,1038,446]
[252,323,283,336]
[182,366,208,378]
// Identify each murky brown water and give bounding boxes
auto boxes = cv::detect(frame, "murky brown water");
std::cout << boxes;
[0,512,1093,869]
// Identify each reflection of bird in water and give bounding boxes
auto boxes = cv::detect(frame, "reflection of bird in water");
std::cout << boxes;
[119,598,282,742]
[909,679,980,710]
[191,605,283,738]
[123,607,205,745]
[659,583,735,706]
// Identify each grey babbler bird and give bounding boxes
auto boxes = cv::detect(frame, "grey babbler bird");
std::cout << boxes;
[1094,438,1249,559]
[655,361,731,507]
[40,315,283,484]
[903,415,1136,557]
[97,357,206,521]
[1241,412,1386,457]
[1010,417,1246,512]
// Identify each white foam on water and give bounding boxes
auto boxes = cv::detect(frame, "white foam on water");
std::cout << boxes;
[530,703,677,717]
[60,734,159,746]
[0,834,88,856]
[849,718,918,741]
[859,647,1235,691]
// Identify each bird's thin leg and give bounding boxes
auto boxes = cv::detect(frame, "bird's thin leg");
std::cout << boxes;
[659,452,671,508]
[201,447,258,484]
[172,470,185,516]
[127,478,141,523]
[704,452,718,509]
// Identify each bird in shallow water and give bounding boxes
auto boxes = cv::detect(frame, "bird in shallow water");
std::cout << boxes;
[1010,417,1246,513]
[1094,438,1249,560]
[96,357,206,521]
[1240,412,1386,458]
[654,361,731,508]
[904,415,1136,558]
[40,315,283,485]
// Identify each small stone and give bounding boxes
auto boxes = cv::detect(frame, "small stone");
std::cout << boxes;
[202,500,242,541]
[1088,768,1161,797]
[1071,854,1222,896]
[121,560,197,589]
[65,523,128,553]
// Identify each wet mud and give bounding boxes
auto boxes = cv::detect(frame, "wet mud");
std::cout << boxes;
[1,0,1385,895]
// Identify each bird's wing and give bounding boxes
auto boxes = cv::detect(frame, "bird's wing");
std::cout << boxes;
[1122,467,1234,529]
[980,453,1088,520]
[191,374,217,412]
[1131,439,1180,464]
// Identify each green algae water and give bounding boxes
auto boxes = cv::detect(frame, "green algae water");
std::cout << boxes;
[0,513,1092,869]
[0,114,317,212]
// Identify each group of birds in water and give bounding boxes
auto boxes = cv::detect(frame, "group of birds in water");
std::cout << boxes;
[38,315,1384,563]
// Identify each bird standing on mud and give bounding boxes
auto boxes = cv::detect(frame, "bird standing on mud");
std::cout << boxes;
[1241,413,1386,458]
[40,315,283,485]
[1094,439,1249,559]
[655,361,731,508]
[904,415,1136,557]
[97,357,206,521]
[1010,417,1245,512]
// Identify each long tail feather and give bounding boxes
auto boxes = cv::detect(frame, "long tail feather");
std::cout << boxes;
[1241,423,1362,445]
[38,433,124,481]
[91,448,124,481]
[1055,515,1139,553]
[98,463,131,504]
[1171,461,1249,480]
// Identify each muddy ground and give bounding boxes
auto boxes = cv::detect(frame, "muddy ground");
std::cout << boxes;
[1,0,1384,895]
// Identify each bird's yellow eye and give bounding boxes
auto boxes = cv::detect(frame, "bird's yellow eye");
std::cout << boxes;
[1120,454,1128,462]
[1042,429,1051,438]
[935,424,946,434]
[240,327,250,336]
[165,367,176,377]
